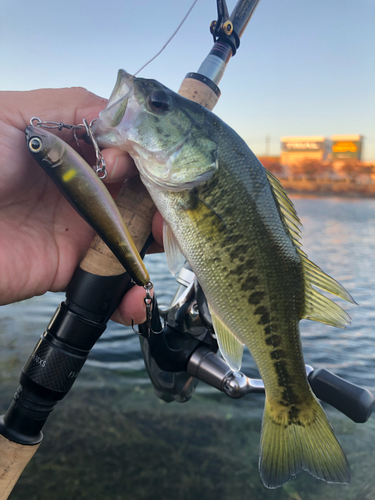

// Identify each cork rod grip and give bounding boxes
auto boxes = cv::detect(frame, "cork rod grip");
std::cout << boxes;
[79,175,156,276]
[79,77,219,277]
[0,435,40,500]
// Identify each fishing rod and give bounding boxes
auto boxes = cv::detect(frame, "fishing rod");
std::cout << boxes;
[0,1,261,497]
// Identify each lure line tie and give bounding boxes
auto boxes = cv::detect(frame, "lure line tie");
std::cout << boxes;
[29,116,107,178]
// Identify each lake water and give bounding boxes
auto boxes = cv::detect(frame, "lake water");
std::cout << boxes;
[1,195,375,500]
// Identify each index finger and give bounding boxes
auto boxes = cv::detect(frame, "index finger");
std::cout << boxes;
[100,148,138,184]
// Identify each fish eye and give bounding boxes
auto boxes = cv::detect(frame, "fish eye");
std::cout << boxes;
[148,91,171,113]
[28,137,43,153]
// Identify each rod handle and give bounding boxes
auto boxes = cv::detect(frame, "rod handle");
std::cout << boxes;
[78,76,219,277]
[78,175,156,276]
[0,434,40,500]
[178,75,220,110]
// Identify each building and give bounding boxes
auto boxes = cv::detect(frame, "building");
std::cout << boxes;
[280,136,330,166]
[331,135,363,161]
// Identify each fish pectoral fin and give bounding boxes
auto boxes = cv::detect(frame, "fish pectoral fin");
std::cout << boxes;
[163,222,186,276]
[208,305,244,371]
[188,193,229,232]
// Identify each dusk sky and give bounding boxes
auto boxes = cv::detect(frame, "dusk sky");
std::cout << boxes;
[2,0,374,159]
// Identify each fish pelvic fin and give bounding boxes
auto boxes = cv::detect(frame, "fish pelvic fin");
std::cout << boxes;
[163,221,186,276]
[209,306,244,371]
[264,168,355,328]
[259,395,350,489]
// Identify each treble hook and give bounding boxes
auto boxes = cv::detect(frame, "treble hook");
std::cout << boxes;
[132,282,165,336]
[83,118,107,179]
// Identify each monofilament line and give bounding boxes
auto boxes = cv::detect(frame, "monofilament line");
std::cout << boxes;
[134,0,199,76]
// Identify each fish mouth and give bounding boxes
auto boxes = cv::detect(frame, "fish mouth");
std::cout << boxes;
[92,69,136,148]
[107,69,134,108]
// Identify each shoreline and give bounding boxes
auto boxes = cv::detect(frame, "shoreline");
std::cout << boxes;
[278,178,375,198]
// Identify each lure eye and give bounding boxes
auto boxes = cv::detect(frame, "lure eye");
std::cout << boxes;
[28,137,43,153]
[149,90,171,113]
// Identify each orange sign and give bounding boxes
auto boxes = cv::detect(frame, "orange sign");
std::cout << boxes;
[332,141,358,153]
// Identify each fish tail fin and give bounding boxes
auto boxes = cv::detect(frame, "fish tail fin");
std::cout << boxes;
[259,395,350,489]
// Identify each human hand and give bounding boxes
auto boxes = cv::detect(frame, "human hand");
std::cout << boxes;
[0,87,163,324]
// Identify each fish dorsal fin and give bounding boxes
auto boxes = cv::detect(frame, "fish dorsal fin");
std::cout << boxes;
[264,169,302,233]
[209,305,244,371]
[264,168,355,329]
[302,286,351,328]
[163,222,186,276]
[297,247,355,328]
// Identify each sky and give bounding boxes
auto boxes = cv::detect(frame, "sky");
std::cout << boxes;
[1,0,374,160]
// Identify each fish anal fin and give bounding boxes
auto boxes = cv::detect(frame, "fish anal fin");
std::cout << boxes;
[209,305,244,371]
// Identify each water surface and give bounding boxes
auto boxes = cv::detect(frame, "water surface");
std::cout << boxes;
[1,196,374,500]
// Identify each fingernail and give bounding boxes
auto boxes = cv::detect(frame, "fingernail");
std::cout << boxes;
[111,156,123,181]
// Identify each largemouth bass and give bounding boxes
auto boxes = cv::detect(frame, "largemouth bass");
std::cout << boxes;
[93,70,355,488]
[25,125,149,286]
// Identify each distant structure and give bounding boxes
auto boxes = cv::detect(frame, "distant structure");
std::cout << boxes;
[280,136,330,166]
[279,135,364,166]
[331,135,363,161]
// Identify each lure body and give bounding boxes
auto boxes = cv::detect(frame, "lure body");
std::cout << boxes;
[25,125,149,286]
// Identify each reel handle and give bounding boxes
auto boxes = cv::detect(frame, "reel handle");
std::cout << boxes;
[308,368,375,423]
[188,346,374,423]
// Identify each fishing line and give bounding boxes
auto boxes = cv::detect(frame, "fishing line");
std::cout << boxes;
[134,0,199,76]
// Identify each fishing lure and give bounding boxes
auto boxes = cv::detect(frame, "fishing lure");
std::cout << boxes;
[25,123,149,286]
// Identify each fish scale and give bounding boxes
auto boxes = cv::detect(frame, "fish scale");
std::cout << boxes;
[92,70,354,489]
[145,145,308,410]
